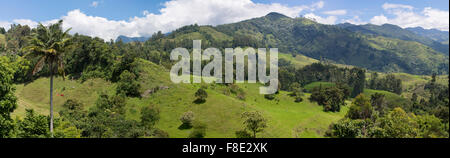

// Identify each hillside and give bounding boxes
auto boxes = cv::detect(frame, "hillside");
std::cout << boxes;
[337,23,449,55]
[13,59,348,138]
[214,12,449,75]
[406,27,449,43]
[116,35,149,43]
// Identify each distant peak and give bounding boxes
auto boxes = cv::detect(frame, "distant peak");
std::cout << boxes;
[265,12,289,20]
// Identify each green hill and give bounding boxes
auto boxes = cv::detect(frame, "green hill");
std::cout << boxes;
[337,23,449,55]
[214,12,448,75]
[13,59,348,138]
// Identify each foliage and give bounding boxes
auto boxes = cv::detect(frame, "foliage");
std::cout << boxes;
[310,85,347,112]
[17,109,50,138]
[189,121,207,138]
[194,88,208,103]
[0,56,18,137]
[241,111,267,138]
[367,73,403,94]
[116,70,141,97]
[328,107,449,138]
[180,111,195,128]
[140,105,160,128]
[347,94,373,119]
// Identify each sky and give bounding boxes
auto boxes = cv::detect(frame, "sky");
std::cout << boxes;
[0,0,448,40]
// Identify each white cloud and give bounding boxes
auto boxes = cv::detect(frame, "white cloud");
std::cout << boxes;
[322,9,347,16]
[90,1,99,8]
[310,1,324,10]
[0,21,11,30]
[382,3,413,10]
[2,0,327,40]
[304,13,337,25]
[12,19,38,28]
[53,0,326,40]
[342,16,366,25]
[370,3,449,31]
[370,15,388,25]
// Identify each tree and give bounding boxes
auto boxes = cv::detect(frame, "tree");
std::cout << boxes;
[347,94,373,119]
[371,93,386,115]
[0,57,18,138]
[140,105,160,128]
[24,20,72,136]
[241,111,267,138]
[374,108,419,138]
[180,111,195,128]
[116,70,141,97]
[17,109,50,138]
[290,83,304,102]
[0,27,6,34]
[350,68,365,97]
[323,86,346,112]
[194,88,208,103]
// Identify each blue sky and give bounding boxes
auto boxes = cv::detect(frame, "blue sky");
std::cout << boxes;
[1,0,448,40]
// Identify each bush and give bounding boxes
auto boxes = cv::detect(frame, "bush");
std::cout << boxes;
[152,128,169,138]
[194,88,208,103]
[116,70,141,97]
[180,111,195,128]
[141,105,160,128]
[189,122,207,138]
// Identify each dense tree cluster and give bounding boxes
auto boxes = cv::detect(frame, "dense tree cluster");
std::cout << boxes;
[367,73,403,94]
[279,61,366,98]
[309,84,350,112]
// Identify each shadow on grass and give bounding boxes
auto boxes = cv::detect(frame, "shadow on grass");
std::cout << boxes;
[193,99,206,104]
[178,123,193,130]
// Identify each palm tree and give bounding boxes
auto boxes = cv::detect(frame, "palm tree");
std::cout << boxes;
[25,20,72,137]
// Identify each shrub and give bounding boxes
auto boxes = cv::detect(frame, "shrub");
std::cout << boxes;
[152,128,169,138]
[116,70,141,97]
[189,122,207,138]
[180,111,195,128]
[141,105,160,128]
[194,88,208,103]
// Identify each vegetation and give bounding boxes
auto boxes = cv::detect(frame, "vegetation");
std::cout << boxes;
[24,20,73,136]
[194,88,208,103]
[1,15,448,138]
[240,111,267,138]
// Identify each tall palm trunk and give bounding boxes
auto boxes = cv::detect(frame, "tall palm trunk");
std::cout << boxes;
[49,62,54,137]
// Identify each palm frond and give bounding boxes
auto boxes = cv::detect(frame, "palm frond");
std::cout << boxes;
[32,56,47,75]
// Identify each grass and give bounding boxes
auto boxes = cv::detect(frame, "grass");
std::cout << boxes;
[279,53,318,68]
[13,59,348,138]
[0,34,5,47]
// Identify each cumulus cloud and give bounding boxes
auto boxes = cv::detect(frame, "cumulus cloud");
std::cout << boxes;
[12,19,38,28]
[370,3,449,31]
[0,21,11,30]
[322,9,347,16]
[304,13,337,24]
[342,16,365,25]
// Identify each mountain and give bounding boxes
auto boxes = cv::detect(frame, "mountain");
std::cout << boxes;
[337,23,449,55]
[406,27,449,43]
[212,12,448,75]
[115,35,149,43]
